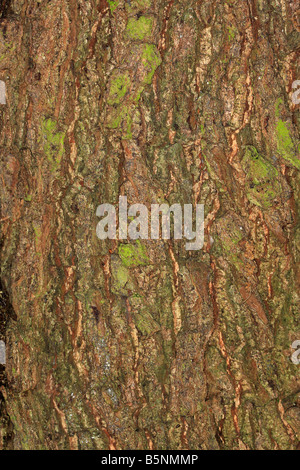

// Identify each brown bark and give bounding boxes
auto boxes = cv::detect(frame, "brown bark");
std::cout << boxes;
[0,0,299,450]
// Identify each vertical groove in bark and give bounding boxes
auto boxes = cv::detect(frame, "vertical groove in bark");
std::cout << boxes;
[0,0,299,449]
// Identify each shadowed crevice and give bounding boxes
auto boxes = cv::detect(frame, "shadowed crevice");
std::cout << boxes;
[0,278,15,449]
[0,0,12,20]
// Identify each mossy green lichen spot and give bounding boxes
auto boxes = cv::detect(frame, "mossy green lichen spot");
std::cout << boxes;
[141,44,161,85]
[126,16,153,41]
[108,72,131,105]
[228,25,237,41]
[241,146,281,209]
[107,0,119,13]
[41,118,65,172]
[118,240,149,268]
[276,120,300,170]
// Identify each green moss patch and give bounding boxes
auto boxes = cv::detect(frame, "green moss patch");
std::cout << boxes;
[41,118,65,172]
[241,146,281,209]
[141,44,161,85]
[108,72,131,105]
[106,45,161,139]
[108,0,119,13]
[276,120,300,169]
[118,240,149,267]
[126,16,153,41]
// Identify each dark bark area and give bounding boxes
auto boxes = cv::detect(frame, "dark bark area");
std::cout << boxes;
[0,0,299,450]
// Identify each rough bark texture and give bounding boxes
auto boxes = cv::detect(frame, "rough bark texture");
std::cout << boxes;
[0,0,299,450]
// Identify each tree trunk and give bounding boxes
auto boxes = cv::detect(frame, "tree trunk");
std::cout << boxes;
[0,0,299,450]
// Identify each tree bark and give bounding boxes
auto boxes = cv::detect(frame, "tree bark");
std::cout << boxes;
[0,0,299,450]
